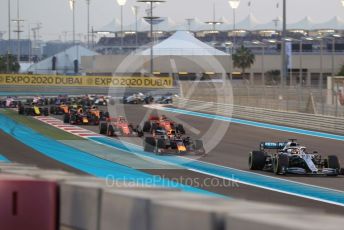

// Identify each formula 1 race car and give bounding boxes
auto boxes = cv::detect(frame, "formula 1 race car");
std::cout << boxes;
[99,117,143,137]
[121,93,146,104]
[249,139,342,176]
[63,106,102,125]
[143,127,205,155]
[26,96,49,106]
[142,115,185,134]
[49,103,70,115]
[154,94,173,104]
[18,105,49,116]
[0,97,21,108]
[121,93,154,104]
[90,95,109,106]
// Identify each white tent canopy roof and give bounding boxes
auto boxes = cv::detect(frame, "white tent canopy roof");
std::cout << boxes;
[287,16,317,30]
[172,17,209,31]
[28,45,99,74]
[98,15,344,33]
[254,17,282,31]
[97,18,121,33]
[235,14,262,30]
[314,16,344,30]
[123,18,150,32]
[140,31,228,56]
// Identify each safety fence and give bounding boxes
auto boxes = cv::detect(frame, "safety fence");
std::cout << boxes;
[179,81,344,117]
[174,97,344,135]
[1,162,343,230]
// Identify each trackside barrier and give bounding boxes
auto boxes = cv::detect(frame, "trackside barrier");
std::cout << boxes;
[174,97,344,135]
[100,190,222,230]
[60,181,176,230]
[0,174,58,230]
[1,163,344,230]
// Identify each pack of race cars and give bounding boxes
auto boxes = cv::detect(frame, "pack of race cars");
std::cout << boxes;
[3,94,344,175]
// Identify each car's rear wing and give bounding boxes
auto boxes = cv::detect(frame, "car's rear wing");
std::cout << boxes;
[260,142,287,150]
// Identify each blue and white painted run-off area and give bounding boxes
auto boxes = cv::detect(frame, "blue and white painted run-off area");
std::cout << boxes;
[0,155,10,163]
[0,113,218,197]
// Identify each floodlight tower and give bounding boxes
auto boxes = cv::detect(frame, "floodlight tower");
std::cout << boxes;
[137,0,166,75]
[12,0,24,62]
[132,5,140,48]
[205,3,223,44]
[228,0,240,53]
[85,0,91,48]
[281,0,287,87]
[7,0,11,73]
[69,0,76,48]
[117,0,127,49]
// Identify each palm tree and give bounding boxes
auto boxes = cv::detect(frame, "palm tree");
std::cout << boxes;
[232,45,255,78]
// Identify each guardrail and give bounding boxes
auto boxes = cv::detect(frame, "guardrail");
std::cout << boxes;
[174,97,344,135]
[1,162,344,230]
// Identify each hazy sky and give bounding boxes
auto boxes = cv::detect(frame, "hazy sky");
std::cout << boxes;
[0,0,343,41]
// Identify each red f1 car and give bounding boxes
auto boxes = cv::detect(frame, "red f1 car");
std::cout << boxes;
[99,117,143,137]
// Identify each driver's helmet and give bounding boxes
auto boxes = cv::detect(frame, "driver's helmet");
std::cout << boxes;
[288,148,299,155]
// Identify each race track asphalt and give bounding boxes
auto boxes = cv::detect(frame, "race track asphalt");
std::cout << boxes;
[50,104,344,214]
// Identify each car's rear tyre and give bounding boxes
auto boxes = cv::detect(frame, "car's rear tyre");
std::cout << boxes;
[63,114,70,123]
[150,123,158,133]
[156,139,166,155]
[249,151,266,170]
[144,137,156,152]
[273,154,289,175]
[108,125,114,136]
[176,124,185,134]
[327,155,340,176]
[143,121,151,132]
[99,123,107,135]
[18,106,24,115]
[43,108,49,116]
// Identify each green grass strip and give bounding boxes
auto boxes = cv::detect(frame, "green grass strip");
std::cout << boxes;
[0,109,83,140]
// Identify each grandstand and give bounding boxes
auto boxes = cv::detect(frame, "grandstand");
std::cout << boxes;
[95,14,344,55]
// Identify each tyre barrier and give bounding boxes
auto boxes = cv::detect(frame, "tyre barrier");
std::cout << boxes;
[1,162,344,230]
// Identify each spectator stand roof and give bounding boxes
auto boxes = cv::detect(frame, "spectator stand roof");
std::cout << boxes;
[254,16,283,31]
[122,18,150,32]
[235,14,262,31]
[27,45,99,74]
[314,16,344,30]
[139,31,229,56]
[288,16,317,31]
[97,14,344,33]
[97,18,121,33]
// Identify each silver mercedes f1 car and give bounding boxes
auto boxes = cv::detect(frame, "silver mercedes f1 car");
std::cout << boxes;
[249,139,342,176]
